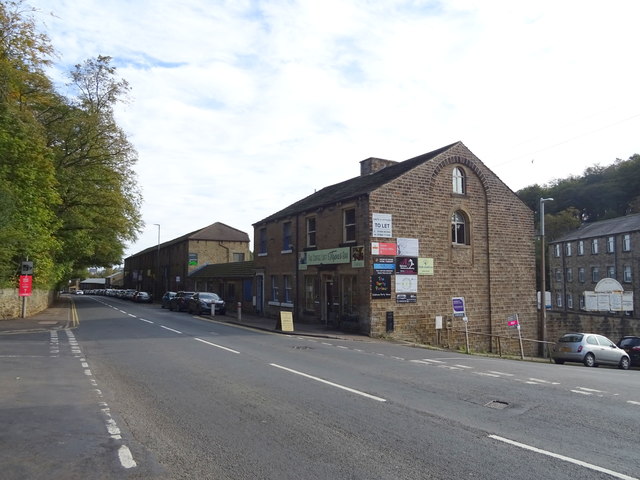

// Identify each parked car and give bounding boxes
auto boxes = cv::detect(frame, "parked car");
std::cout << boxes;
[133,291,153,303]
[617,336,640,367]
[169,291,195,312]
[187,292,226,316]
[161,291,176,309]
[552,332,630,369]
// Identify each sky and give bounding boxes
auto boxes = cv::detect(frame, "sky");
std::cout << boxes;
[28,0,640,261]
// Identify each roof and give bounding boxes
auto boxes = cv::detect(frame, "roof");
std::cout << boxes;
[129,222,249,258]
[254,141,459,225]
[551,213,640,243]
[189,260,256,279]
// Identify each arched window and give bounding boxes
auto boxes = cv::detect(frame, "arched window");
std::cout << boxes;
[452,167,465,194]
[451,211,468,244]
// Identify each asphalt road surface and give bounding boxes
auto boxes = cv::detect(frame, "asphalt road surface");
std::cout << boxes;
[1,294,638,479]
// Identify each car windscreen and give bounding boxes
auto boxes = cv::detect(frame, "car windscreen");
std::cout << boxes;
[559,334,583,343]
[199,293,220,300]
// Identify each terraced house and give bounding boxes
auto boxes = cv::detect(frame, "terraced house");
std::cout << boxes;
[252,141,538,352]
[547,213,640,341]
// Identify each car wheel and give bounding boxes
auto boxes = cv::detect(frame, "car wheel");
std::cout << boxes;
[583,353,596,367]
[619,357,630,370]
[553,359,564,365]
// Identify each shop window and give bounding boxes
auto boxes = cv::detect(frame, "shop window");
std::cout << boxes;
[304,275,317,311]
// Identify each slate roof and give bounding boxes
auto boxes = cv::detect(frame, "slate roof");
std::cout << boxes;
[255,141,460,225]
[129,222,249,257]
[189,260,255,279]
[551,213,640,243]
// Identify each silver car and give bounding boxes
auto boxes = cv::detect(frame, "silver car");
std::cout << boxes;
[552,333,630,369]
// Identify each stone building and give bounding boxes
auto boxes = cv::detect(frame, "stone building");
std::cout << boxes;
[124,222,251,298]
[252,141,538,352]
[547,213,640,341]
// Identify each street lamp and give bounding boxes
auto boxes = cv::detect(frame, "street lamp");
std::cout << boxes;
[153,223,160,301]
[539,197,554,357]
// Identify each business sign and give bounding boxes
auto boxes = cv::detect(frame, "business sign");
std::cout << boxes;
[372,213,392,237]
[507,314,519,327]
[19,275,32,297]
[371,242,397,256]
[371,275,392,299]
[351,246,364,268]
[396,293,417,303]
[188,253,198,266]
[396,275,418,293]
[397,238,419,256]
[373,257,395,275]
[452,296,465,317]
[306,247,351,266]
[396,257,418,275]
[418,258,434,275]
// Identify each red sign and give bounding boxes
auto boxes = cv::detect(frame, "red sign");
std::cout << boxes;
[19,275,32,297]
[371,242,397,256]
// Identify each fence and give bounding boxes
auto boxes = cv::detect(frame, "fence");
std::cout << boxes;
[443,327,555,360]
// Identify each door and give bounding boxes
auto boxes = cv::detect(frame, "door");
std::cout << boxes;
[256,275,264,315]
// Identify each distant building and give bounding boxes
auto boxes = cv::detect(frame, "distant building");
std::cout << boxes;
[547,213,640,341]
[124,222,251,297]
[252,141,538,352]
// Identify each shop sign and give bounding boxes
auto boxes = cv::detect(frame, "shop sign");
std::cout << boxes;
[306,247,351,266]
[396,293,417,303]
[371,275,392,299]
[396,257,418,275]
[373,257,395,275]
[371,242,397,256]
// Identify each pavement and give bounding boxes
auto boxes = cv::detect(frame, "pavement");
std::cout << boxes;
[0,294,372,342]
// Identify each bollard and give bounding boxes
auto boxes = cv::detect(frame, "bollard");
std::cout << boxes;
[237,302,242,321]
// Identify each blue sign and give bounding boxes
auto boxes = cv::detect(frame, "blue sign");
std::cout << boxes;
[452,297,465,317]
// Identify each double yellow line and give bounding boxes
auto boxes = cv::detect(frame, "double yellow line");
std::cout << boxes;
[69,298,79,327]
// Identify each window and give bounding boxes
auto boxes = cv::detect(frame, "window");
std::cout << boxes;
[306,217,316,247]
[232,252,245,262]
[259,228,267,255]
[343,208,356,243]
[553,244,561,257]
[578,267,585,283]
[577,240,584,256]
[623,234,631,251]
[555,268,562,282]
[565,268,573,282]
[607,266,615,279]
[556,293,563,308]
[451,211,468,245]
[591,267,600,283]
[282,222,292,252]
[607,236,615,253]
[304,275,317,310]
[270,275,279,302]
[283,275,292,303]
[623,265,632,283]
[579,295,585,309]
[565,242,572,256]
[341,275,358,317]
[591,239,599,254]
[567,294,573,309]
[452,167,465,194]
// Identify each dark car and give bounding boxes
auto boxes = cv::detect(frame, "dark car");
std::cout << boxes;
[161,291,176,309]
[617,336,640,367]
[187,292,226,316]
[133,291,153,303]
[169,291,195,312]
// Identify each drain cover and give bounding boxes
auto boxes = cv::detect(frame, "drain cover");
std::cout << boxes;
[485,400,509,409]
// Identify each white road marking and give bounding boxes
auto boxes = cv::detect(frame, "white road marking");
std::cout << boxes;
[160,325,182,334]
[474,372,500,377]
[194,337,240,354]
[489,435,638,480]
[128,314,136,318]
[571,389,592,395]
[454,364,473,369]
[270,363,386,402]
[139,318,154,324]
[488,371,514,376]
[627,401,640,406]
[118,445,137,469]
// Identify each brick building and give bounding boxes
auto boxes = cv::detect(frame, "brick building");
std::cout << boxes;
[124,222,251,298]
[252,142,538,351]
[547,213,640,341]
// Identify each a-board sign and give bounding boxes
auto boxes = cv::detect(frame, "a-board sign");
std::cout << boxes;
[279,311,294,332]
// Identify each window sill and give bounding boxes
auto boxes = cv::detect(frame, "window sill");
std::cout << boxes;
[268,301,281,306]
[281,249,293,254]
[281,302,294,308]
[258,253,268,257]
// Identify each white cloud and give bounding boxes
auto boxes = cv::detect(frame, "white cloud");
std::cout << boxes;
[29,0,640,260]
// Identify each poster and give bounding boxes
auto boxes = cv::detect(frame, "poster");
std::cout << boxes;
[396,257,418,275]
[372,213,392,237]
[396,275,418,293]
[397,238,419,256]
[373,257,395,275]
[371,275,392,298]
[371,242,397,256]
[351,246,364,268]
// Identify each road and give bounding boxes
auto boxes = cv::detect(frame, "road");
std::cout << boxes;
[1,294,638,479]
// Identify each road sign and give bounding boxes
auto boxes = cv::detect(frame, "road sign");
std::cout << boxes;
[21,261,33,275]
[19,275,32,297]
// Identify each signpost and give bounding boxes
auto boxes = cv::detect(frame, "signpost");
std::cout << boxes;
[507,314,525,359]
[19,261,33,318]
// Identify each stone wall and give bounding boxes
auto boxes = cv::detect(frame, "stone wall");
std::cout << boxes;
[547,310,640,344]
[0,289,55,320]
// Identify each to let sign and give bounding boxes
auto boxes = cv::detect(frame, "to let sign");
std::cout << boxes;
[19,275,32,297]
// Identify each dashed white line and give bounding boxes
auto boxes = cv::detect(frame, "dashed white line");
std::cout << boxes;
[627,401,640,406]
[489,435,638,480]
[270,363,386,402]
[194,337,240,354]
[474,372,501,377]
[139,318,154,324]
[160,325,182,334]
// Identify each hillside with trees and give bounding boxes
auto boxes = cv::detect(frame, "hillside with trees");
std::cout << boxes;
[517,154,640,241]
[0,1,142,289]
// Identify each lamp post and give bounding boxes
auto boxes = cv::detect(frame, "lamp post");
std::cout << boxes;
[539,197,554,357]
[153,223,160,302]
